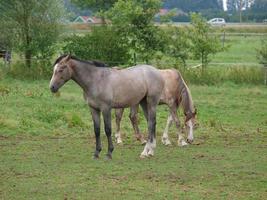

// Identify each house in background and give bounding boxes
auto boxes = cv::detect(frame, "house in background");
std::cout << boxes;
[73,16,103,24]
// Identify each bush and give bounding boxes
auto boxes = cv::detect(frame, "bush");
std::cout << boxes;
[63,26,130,66]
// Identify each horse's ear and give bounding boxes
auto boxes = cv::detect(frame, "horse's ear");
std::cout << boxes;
[65,54,71,61]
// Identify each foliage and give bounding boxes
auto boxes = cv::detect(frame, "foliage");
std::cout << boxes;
[189,13,224,73]
[158,8,178,23]
[163,0,223,11]
[71,0,117,12]
[250,0,267,12]
[63,26,130,66]
[106,0,163,64]
[71,0,118,22]
[0,0,65,68]
[161,26,190,68]
[257,38,267,65]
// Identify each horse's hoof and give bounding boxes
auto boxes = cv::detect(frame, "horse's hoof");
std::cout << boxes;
[93,154,100,159]
[141,139,147,145]
[162,138,171,146]
[140,154,147,159]
[147,151,154,157]
[106,154,112,160]
[116,140,123,145]
[187,138,193,144]
[178,140,188,147]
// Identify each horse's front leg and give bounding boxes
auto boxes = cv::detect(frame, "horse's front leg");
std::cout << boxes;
[186,119,194,144]
[90,107,101,159]
[161,114,173,145]
[102,109,114,159]
[129,105,147,145]
[115,108,124,144]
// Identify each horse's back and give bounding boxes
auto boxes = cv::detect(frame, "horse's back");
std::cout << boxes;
[110,65,164,106]
[135,65,164,97]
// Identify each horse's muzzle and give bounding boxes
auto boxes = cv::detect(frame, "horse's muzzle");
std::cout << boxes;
[50,85,58,93]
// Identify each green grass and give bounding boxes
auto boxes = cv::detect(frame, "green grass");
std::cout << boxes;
[212,35,263,64]
[0,78,267,199]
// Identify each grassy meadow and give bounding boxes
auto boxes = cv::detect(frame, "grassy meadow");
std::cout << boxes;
[0,23,267,199]
[0,78,266,199]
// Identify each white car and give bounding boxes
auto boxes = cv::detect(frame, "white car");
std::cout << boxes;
[208,18,226,26]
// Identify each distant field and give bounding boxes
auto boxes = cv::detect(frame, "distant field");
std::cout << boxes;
[211,35,262,65]
[0,79,266,199]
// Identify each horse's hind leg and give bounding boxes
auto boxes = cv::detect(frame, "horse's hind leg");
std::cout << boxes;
[169,105,188,146]
[161,114,173,145]
[115,108,124,144]
[103,109,114,159]
[129,105,147,144]
[140,98,157,158]
[90,107,102,159]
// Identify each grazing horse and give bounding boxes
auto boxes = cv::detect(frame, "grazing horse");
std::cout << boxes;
[49,55,164,159]
[114,69,197,146]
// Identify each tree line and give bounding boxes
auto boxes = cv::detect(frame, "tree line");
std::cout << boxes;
[0,0,266,75]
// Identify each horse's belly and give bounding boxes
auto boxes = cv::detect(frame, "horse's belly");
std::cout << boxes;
[112,86,146,108]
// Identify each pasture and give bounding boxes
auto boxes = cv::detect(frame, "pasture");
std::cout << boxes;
[0,78,266,199]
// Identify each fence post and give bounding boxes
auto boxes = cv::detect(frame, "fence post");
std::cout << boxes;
[264,64,267,85]
[221,30,226,48]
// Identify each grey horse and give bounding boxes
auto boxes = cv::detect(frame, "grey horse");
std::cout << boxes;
[49,55,164,159]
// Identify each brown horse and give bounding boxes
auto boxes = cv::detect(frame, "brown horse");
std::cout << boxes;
[49,55,164,159]
[114,69,197,146]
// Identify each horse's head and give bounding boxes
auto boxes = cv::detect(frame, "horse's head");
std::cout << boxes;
[49,55,73,93]
[184,108,197,128]
[184,108,198,144]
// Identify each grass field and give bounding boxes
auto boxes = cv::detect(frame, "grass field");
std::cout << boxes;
[0,78,266,199]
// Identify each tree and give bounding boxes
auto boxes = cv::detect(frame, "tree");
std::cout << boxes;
[227,0,254,22]
[189,13,224,73]
[251,0,267,11]
[162,26,190,68]
[71,0,118,23]
[163,0,223,12]
[63,26,130,66]
[0,0,65,68]
[106,0,163,64]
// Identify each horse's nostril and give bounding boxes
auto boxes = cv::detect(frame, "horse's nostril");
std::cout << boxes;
[50,85,57,93]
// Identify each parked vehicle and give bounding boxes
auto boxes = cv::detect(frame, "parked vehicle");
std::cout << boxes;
[208,18,226,26]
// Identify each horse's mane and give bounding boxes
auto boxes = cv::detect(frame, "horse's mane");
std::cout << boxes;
[176,71,196,121]
[54,54,109,68]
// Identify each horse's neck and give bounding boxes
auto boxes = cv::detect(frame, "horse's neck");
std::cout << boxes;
[180,79,194,116]
[71,60,99,91]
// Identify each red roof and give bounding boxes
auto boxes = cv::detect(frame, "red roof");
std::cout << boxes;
[159,9,169,16]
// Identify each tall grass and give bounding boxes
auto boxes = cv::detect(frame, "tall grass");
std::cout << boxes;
[1,60,52,80]
[183,66,264,85]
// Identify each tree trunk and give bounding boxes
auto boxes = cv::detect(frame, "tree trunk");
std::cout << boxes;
[25,50,31,68]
